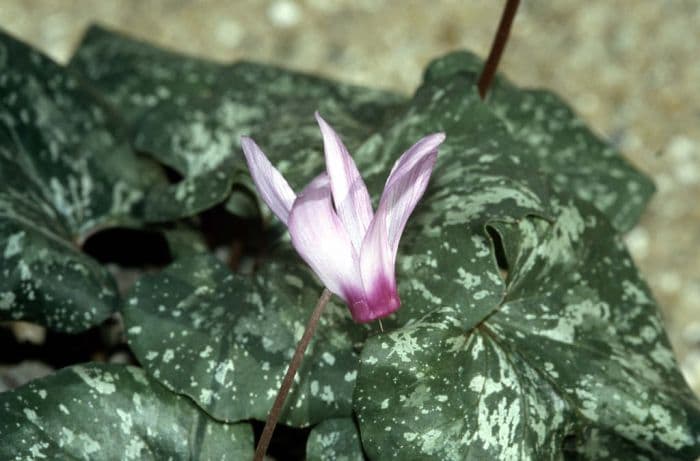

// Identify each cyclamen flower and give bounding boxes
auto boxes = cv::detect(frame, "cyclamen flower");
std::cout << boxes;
[241,112,445,323]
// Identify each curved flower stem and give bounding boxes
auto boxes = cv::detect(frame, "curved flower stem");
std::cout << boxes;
[253,288,332,461]
[477,0,521,99]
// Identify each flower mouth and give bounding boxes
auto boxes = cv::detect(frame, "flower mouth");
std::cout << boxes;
[344,278,401,323]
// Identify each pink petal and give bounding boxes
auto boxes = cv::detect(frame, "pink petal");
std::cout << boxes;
[355,134,443,322]
[358,205,400,322]
[315,112,373,252]
[381,133,445,257]
[288,173,365,306]
[241,136,297,225]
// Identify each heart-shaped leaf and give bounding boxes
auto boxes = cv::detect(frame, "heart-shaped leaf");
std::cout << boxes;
[422,51,654,232]
[356,306,578,461]
[354,198,700,460]
[0,29,171,331]
[68,26,253,220]
[355,66,552,224]
[68,25,228,127]
[306,418,365,461]
[69,25,407,219]
[0,363,253,460]
[123,253,370,426]
[349,69,692,459]
[348,69,552,330]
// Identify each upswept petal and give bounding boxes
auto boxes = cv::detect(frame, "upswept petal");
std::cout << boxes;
[381,133,444,257]
[241,136,297,225]
[356,134,443,322]
[242,118,444,324]
[287,173,364,304]
[385,133,446,190]
[358,203,400,322]
[315,112,373,252]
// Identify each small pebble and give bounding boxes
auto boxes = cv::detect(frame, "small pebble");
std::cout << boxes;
[0,361,54,393]
[624,227,649,259]
[267,0,302,28]
[215,19,244,48]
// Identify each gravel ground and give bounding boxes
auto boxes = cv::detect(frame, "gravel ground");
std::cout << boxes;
[2,0,698,396]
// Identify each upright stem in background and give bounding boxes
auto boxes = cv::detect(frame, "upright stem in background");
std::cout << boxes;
[477,0,521,99]
[253,288,333,461]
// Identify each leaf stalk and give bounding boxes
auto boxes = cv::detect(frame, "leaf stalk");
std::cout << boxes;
[477,0,521,99]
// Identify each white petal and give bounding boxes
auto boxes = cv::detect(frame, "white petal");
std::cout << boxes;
[315,112,373,252]
[381,133,444,257]
[288,174,364,302]
[241,136,296,225]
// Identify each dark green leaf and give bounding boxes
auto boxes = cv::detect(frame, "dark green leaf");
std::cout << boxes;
[348,63,694,459]
[225,178,261,219]
[306,418,365,461]
[565,427,664,461]
[354,199,700,460]
[0,29,168,331]
[487,200,700,459]
[123,253,369,426]
[0,363,253,460]
[356,305,578,461]
[68,25,229,127]
[349,69,552,329]
[162,224,209,258]
[423,50,655,232]
[355,67,552,225]
[69,25,407,218]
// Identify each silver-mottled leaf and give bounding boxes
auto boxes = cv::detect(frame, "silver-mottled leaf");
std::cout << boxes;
[68,25,227,127]
[355,68,551,225]
[123,254,370,426]
[488,199,700,460]
[0,29,168,331]
[349,68,551,330]
[355,306,576,461]
[0,363,253,460]
[69,25,406,218]
[423,50,654,232]
[354,199,700,460]
[306,418,365,461]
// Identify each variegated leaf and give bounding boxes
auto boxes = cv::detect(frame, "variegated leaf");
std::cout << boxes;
[351,69,552,329]
[354,199,700,460]
[306,417,365,461]
[122,253,370,426]
[0,363,253,460]
[422,50,654,232]
[69,25,406,219]
[0,29,166,331]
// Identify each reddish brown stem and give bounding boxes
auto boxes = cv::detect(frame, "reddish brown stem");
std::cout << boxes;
[477,0,521,99]
[227,239,243,272]
[253,288,332,461]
